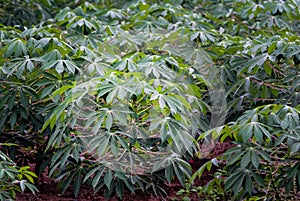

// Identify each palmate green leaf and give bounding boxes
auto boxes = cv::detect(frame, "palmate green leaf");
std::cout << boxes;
[85,58,110,76]
[86,106,131,133]
[167,120,183,150]
[104,169,113,190]
[268,41,277,54]
[105,112,113,130]
[110,136,118,157]
[2,57,35,77]
[253,123,264,144]
[21,172,37,184]
[225,169,243,191]
[149,117,161,131]
[92,167,106,189]
[261,85,270,99]
[59,149,72,170]
[282,112,299,130]
[7,92,16,111]
[41,85,55,98]
[115,173,134,195]
[238,120,271,143]
[22,85,39,101]
[40,49,62,62]
[257,149,271,162]
[115,135,129,150]
[252,172,265,187]
[23,182,38,194]
[49,146,66,169]
[244,175,253,195]
[61,172,76,194]
[114,58,137,72]
[233,173,245,195]
[240,151,251,168]
[52,85,74,97]
[5,39,28,57]
[238,53,270,75]
[223,145,241,155]
[42,60,59,70]
[9,111,17,128]
[56,61,65,74]
[172,162,185,186]
[43,93,79,131]
[87,134,109,156]
[251,150,260,169]
[42,60,80,74]
[73,170,82,198]
[190,30,216,43]
[19,90,28,108]
[19,180,26,192]
[0,92,10,108]
[160,121,168,143]
[164,95,185,114]
[105,86,118,103]
[158,95,166,109]
[290,142,300,155]
[239,123,253,142]
[175,157,192,175]
[165,165,174,184]
[190,160,213,182]
[115,179,124,199]
[45,127,61,151]
[267,112,281,126]
[90,113,106,134]
[227,149,247,166]
[144,61,176,80]
[64,60,80,74]
[2,168,17,180]
[95,84,113,100]
[274,133,287,146]
[83,167,99,184]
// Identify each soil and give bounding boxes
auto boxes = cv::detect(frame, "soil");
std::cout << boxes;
[16,141,234,201]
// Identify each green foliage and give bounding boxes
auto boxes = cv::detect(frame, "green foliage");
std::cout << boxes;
[176,158,228,201]
[189,105,300,200]
[221,104,300,200]
[0,0,300,200]
[0,144,38,201]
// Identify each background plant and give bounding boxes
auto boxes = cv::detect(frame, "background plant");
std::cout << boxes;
[0,144,37,201]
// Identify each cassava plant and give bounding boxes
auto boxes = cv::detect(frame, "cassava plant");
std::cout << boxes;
[0,0,300,200]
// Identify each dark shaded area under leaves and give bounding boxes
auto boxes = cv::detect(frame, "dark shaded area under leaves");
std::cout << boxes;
[16,142,233,201]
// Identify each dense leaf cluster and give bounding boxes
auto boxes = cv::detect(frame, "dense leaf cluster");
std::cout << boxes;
[0,0,299,200]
